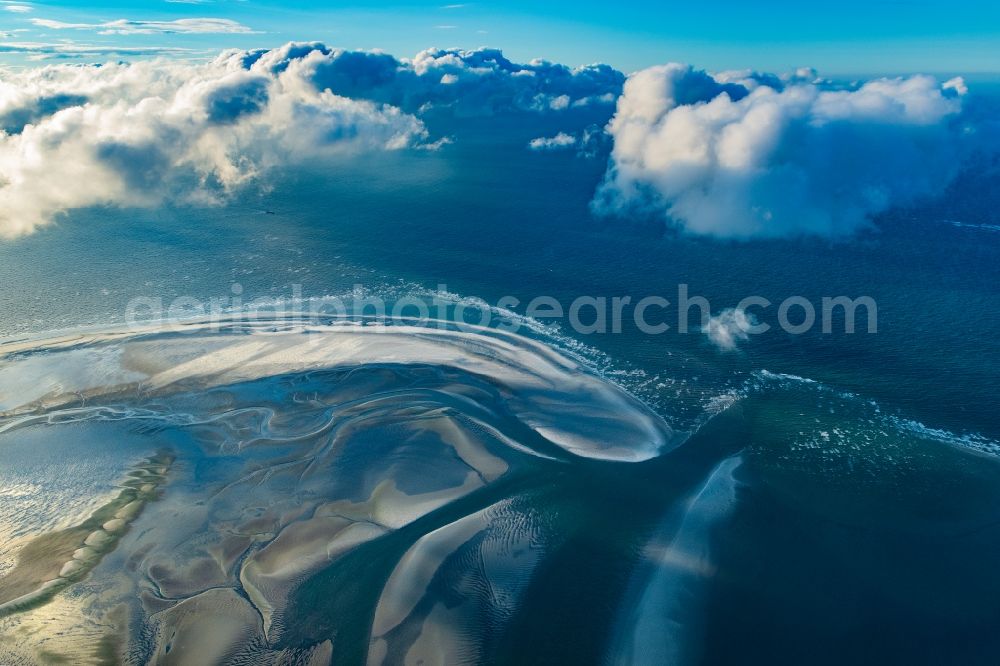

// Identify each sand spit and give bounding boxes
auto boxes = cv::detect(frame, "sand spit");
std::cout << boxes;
[0,452,173,618]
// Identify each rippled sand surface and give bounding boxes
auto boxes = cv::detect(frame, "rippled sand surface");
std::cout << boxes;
[0,317,679,663]
[2,316,1000,665]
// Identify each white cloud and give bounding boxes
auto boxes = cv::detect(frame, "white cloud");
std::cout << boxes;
[704,308,755,351]
[0,41,195,57]
[943,76,968,96]
[30,18,257,35]
[528,132,576,150]
[3,45,986,242]
[595,63,971,238]
[0,47,431,237]
[28,19,94,29]
[0,42,622,237]
[3,5,31,13]
[527,125,610,158]
[295,45,624,114]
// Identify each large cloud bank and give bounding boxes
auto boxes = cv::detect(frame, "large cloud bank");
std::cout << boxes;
[595,64,973,238]
[0,43,623,237]
[0,50,426,237]
[0,43,989,240]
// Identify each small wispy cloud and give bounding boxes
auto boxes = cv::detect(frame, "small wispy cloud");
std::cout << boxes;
[704,308,756,352]
[30,17,257,35]
[435,24,458,29]
[4,4,32,13]
[441,4,468,9]
[529,132,577,151]
[0,40,197,57]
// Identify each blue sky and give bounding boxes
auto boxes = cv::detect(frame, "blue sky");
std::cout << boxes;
[0,0,998,75]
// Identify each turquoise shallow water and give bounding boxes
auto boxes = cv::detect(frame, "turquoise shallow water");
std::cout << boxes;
[1,110,999,663]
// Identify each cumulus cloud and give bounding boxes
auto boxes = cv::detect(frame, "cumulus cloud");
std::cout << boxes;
[0,46,432,237]
[595,63,973,238]
[528,125,609,157]
[0,42,622,237]
[704,308,755,351]
[4,4,31,13]
[262,44,625,115]
[3,44,987,242]
[30,17,257,34]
